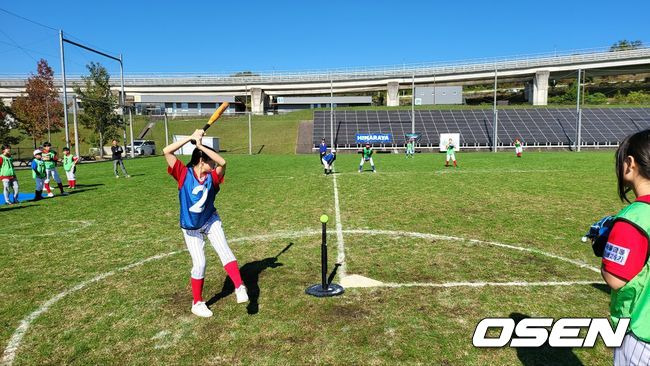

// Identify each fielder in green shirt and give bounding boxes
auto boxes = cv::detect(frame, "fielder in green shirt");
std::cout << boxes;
[41,142,65,196]
[445,138,457,168]
[359,143,376,173]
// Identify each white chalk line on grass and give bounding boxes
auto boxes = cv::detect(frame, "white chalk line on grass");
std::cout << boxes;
[380,280,600,288]
[2,229,601,365]
[331,171,347,277]
[6,220,95,238]
[0,230,325,366]
[341,229,600,274]
[241,169,572,181]
[0,250,181,366]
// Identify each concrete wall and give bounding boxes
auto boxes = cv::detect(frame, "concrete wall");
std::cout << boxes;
[414,86,463,105]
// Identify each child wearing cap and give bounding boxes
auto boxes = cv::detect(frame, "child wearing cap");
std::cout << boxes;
[513,138,523,158]
[359,143,376,173]
[62,147,79,189]
[319,138,328,164]
[322,149,336,175]
[41,142,65,197]
[445,138,458,168]
[0,144,19,205]
[31,150,46,201]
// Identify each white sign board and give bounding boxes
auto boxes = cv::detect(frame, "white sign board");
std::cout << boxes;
[439,133,460,152]
[172,135,220,155]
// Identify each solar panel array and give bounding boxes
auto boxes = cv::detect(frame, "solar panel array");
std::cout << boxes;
[313,108,650,148]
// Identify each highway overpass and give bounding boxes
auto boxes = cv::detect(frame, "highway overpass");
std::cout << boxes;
[1,46,649,114]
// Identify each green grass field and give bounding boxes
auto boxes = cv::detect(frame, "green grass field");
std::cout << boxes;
[1,150,625,365]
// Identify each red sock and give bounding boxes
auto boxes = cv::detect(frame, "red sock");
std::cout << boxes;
[70,180,75,188]
[224,261,243,288]
[453,161,457,167]
[44,183,51,193]
[190,277,204,304]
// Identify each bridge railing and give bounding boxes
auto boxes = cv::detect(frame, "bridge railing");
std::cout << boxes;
[1,46,649,87]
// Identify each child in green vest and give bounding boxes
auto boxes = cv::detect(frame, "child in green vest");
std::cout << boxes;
[1,144,19,205]
[41,142,65,197]
[359,143,376,173]
[62,147,79,189]
[513,138,523,158]
[445,138,457,167]
[588,130,650,363]
[31,149,46,201]
[406,138,415,158]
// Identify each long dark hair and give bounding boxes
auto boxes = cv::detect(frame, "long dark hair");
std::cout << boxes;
[616,129,650,202]
[187,146,217,167]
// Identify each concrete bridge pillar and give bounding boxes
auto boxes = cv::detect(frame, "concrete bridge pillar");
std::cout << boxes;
[387,81,399,106]
[527,70,550,105]
[251,87,266,115]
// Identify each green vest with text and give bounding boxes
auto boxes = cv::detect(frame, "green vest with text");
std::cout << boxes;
[0,154,14,177]
[43,151,56,169]
[32,159,45,179]
[610,201,650,342]
[63,155,75,171]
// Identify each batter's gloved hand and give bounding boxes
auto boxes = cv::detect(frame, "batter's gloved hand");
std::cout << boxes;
[583,215,614,257]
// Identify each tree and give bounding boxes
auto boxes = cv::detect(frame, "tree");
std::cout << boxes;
[0,104,21,146]
[11,59,63,148]
[610,40,643,52]
[231,71,259,77]
[74,62,122,154]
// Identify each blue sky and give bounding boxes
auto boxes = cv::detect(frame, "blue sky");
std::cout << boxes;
[0,0,649,76]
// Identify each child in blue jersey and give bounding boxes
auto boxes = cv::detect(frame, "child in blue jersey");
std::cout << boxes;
[322,149,336,174]
[319,138,328,164]
[31,150,46,201]
[163,129,248,318]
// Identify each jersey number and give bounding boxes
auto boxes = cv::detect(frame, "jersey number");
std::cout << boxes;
[189,185,208,213]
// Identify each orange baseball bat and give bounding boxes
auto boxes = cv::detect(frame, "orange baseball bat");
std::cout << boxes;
[191,102,230,144]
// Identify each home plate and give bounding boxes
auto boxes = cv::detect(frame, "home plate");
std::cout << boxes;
[340,274,384,288]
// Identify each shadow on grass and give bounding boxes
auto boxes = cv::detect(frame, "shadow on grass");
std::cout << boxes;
[72,183,105,188]
[327,263,341,286]
[591,283,611,295]
[510,312,584,366]
[206,243,293,315]
[65,187,100,196]
[0,203,36,212]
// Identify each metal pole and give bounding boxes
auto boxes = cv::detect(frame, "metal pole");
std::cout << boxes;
[321,221,328,290]
[493,64,498,152]
[128,107,135,158]
[330,78,334,148]
[45,98,51,142]
[411,74,415,134]
[575,69,582,152]
[248,112,252,155]
[59,30,70,148]
[119,54,133,158]
[72,95,80,158]
[163,112,169,146]
[247,85,252,155]
[433,72,436,105]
